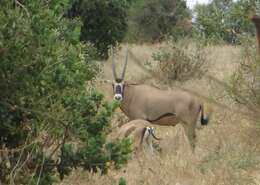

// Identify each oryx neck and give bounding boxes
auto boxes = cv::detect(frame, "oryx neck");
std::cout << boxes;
[119,84,134,115]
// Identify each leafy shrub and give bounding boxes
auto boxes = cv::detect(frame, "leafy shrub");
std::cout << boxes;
[126,0,191,43]
[68,0,133,59]
[118,177,127,185]
[0,1,131,184]
[152,38,207,82]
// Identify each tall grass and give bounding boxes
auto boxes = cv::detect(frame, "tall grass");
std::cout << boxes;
[229,36,260,115]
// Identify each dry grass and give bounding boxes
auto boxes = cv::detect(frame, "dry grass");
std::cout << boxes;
[57,43,260,185]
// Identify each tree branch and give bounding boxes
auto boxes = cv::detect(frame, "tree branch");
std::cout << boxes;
[15,0,30,17]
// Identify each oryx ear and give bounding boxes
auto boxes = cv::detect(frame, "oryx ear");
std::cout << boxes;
[121,48,128,80]
[97,79,113,84]
[145,126,150,132]
[104,79,113,84]
[111,47,118,80]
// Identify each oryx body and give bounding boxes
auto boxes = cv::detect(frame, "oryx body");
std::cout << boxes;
[111,48,210,149]
[116,119,160,152]
[120,83,200,125]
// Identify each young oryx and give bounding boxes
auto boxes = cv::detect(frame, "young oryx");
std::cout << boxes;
[111,48,210,150]
[116,119,160,152]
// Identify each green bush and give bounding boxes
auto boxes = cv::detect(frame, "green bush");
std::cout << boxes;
[194,0,255,44]
[126,0,191,43]
[68,0,133,59]
[0,1,131,184]
[152,38,207,82]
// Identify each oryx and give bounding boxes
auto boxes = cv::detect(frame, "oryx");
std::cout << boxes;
[111,48,210,149]
[116,119,160,152]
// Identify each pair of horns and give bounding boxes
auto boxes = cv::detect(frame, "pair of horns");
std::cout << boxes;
[146,127,161,140]
[112,47,128,80]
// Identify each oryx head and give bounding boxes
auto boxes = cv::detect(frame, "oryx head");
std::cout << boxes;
[111,47,128,101]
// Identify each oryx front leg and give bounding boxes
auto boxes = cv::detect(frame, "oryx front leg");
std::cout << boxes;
[182,122,196,151]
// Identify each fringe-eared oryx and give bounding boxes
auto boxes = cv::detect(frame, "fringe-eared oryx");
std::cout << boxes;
[111,48,210,149]
[116,119,160,152]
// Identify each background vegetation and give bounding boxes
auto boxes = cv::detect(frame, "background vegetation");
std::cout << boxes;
[194,0,255,44]
[68,0,133,59]
[126,0,191,43]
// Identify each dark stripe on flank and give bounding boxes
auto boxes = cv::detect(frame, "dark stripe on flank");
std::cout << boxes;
[147,112,176,122]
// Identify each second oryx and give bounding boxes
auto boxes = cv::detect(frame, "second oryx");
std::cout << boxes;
[111,48,210,149]
[116,119,160,152]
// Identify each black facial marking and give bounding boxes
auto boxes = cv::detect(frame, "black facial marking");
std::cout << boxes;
[115,84,122,94]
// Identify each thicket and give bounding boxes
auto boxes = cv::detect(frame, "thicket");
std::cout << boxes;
[229,36,260,113]
[194,0,255,44]
[152,38,207,82]
[0,1,131,184]
[68,0,133,59]
[126,0,191,43]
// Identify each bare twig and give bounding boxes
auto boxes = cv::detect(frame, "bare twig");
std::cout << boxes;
[48,126,69,160]
[9,136,29,185]
[15,0,30,17]
[36,155,46,185]
[57,126,70,180]
[13,146,36,182]
[28,161,41,185]
[0,141,39,152]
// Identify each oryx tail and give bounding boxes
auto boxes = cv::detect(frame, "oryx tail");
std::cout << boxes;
[200,104,209,125]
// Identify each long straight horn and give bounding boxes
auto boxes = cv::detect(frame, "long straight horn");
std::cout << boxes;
[111,47,118,80]
[121,48,128,79]
[150,127,161,140]
[151,131,161,140]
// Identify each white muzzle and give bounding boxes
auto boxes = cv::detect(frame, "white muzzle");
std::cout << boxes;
[114,94,123,101]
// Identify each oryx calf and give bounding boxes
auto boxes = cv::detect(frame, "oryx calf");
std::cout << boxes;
[116,119,160,152]
[111,48,210,150]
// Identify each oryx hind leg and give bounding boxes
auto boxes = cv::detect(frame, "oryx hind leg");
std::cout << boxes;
[182,120,196,151]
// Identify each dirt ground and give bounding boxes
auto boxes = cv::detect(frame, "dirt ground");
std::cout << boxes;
[57,44,260,185]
